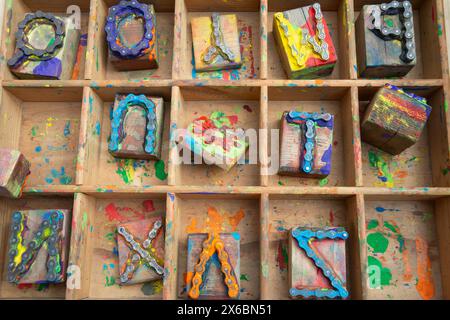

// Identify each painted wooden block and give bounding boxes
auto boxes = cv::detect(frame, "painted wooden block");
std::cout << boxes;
[109,93,164,160]
[191,13,242,72]
[279,111,334,179]
[289,227,349,299]
[361,84,431,155]
[0,148,31,198]
[7,210,71,284]
[105,0,158,71]
[356,1,416,78]
[180,111,249,171]
[273,3,338,79]
[8,11,80,80]
[187,233,240,300]
[117,217,165,285]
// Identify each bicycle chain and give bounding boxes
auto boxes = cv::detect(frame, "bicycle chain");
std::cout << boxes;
[203,13,236,65]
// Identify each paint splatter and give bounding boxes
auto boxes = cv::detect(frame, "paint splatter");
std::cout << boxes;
[367,232,389,253]
[141,280,163,296]
[64,121,71,137]
[185,207,246,234]
[276,241,288,271]
[319,178,329,187]
[45,167,73,185]
[415,238,435,300]
[240,274,250,281]
[155,160,168,181]
[143,200,155,212]
[368,256,392,287]
[243,105,253,113]
[105,203,128,223]
[368,150,394,187]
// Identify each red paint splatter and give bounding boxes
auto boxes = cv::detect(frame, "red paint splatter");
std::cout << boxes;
[17,284,33,290]
[276,241,288,271]
[329,210,335,226]
[105,203,128,223]
[143,200,155,212]
[243,105,253,113]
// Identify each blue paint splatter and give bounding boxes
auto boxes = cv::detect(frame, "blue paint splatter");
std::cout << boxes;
[35,146,42,153]
[375,206,400,213]
[33,58,62,78]
[95,121,101,135]
[46,167,73,185]
[64,121,71,137]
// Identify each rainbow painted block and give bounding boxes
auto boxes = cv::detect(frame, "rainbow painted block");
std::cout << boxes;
[7,210,71,284]
[279,111,334,179]
[356,1,416,78]
[187,233,240,300]
[0,149,31,198]
[361,84,431,155]
[109,94,164,160]
[289,227,349,299]
[180,111,249,171]
[117,217,165,285]
[273,3,338,79]
[105,0,158,71]
[191,13,242,72]
[8,11,80,80]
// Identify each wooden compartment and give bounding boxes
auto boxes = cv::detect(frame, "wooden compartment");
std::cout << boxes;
[0,0,91,80]
[76,85,172,188]
[267,86,361,187]
[88,0,175,81]
[0,194,74,299]
[266,0,354,80]
[174,0,261,80]
[265,194,364,300]
[362,195,450,300]
[358,85,450,188]
[172,194,261,300]
[170,86,261,187]
[354,0,443,80]
[66,193,167,299]
[0,86,83,189]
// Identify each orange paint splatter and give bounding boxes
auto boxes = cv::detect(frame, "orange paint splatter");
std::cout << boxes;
[394,170,408,178]
[415,238,435,300]
[228,209,245,231]
[186,218,200,233]
[402,249,413,282]
[206,207,225,233]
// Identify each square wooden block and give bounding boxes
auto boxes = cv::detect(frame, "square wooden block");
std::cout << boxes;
[108,94,164,160]
[356,1,416,78]
[289,227,349,299]
[273,3,337,79]
[187,233,240,300]
[8,11,80,80]
[279,111,334,179]
[191,13,242,72]
[0,149,31,198]
[106,1,159,71]
[117,217,165,285]
[180,111,249,171]
[361,84,431,155]
[7,209,71,284]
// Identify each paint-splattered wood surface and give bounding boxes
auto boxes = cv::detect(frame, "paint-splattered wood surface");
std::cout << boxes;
[0,0,449,301]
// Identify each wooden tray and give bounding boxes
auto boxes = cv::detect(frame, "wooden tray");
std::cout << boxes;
[0,0,449,300]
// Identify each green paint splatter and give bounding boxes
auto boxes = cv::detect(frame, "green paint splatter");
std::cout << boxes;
[319,178,329,187]
[31,126,38,137]
[383,221,399,234]
[155,160,168,181]
[141,280,163,296]
[240,274,250,281]
[367,219,379,230]
[368,256,392,287]
[445,101,449,112]
[367,232,389,253]
[81,212,88,231]
[115,159,135,184]
[278,181,284,186]
[105,276,115,287]
[368,150,394,187]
